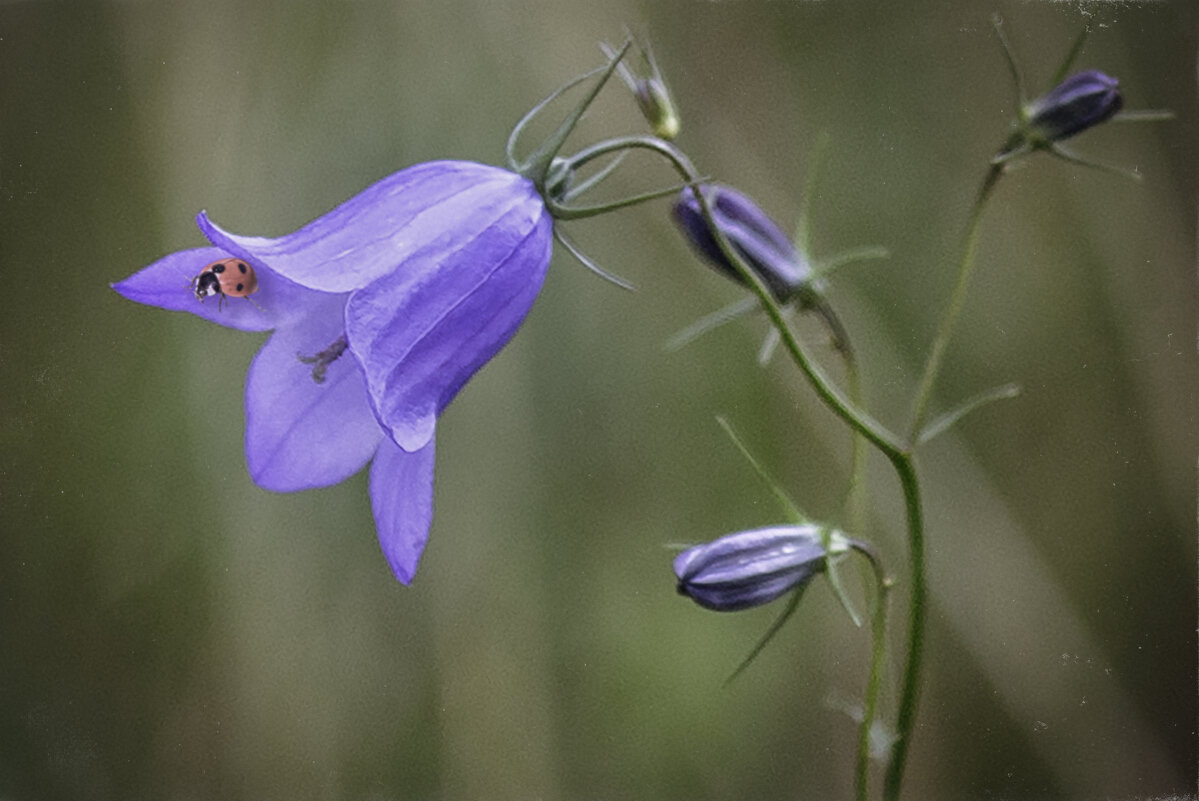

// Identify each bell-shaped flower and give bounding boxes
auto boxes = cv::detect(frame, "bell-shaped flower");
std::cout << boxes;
[1024,69,1123,145]
[112,160,552,584]
[674,524,833,612]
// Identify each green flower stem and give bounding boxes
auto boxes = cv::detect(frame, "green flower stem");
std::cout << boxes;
[559,133,926,799]
[684,162,924,801]
[907,163,1004,441]
[844,347,870,534]
[881,455,924,801]
[593,136,918,797]
[854,539,893,801]
[692,182,924,801]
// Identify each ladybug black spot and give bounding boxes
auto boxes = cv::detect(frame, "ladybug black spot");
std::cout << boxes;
[235,283,245,292]
[237,262,248,274]
[212,263,226,274]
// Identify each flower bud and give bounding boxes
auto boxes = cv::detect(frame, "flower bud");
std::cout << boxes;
[1025,69,1123,144]
[601,39,681,140]
[673,185,811,302]
[634,76,681,140]
[674,524,836,612]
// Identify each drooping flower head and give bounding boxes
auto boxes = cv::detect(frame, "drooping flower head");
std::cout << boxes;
[114,161,551,583]
[113,40,698,584]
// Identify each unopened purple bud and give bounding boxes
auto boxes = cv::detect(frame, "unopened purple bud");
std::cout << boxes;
[1025,70,1123,143]
[674,525,832,612]
[673,185,810,302]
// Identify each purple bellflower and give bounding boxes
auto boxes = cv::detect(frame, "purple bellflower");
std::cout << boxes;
[1024,69,1123,145]
[674,524,834,612]
[113,161,551,583]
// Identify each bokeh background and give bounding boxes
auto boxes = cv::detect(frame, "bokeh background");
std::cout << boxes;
[2,1,1195,799]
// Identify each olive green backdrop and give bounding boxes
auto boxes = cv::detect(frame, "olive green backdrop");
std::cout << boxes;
[1,1,1195,799]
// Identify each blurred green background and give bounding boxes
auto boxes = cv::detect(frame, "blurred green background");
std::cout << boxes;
[2,1,1195,799]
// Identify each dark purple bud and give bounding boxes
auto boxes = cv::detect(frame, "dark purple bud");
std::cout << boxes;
[1026,70,1123,143]
[673,185,810,302]
[674,525,832,612]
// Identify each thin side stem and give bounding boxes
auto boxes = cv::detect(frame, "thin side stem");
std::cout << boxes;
[907,164,1004,441]
[991,14,1027,108]
[850,539,892,801]
[884,158,1004,801]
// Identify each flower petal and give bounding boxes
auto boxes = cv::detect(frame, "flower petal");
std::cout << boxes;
[345,188,552,452]
[111,246,316,332]
[245,292,384,491]
[196,161,537,294]
[369,434,436,584]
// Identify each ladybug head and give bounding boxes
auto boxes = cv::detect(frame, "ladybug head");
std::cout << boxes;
[193,270,223,300]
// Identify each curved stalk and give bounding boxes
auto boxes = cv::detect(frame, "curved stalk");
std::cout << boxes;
[565,131,925,799]
[689,168,924,801]
[598,134,923,798]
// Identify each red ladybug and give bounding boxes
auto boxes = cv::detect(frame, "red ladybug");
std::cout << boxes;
[192,257,259,309]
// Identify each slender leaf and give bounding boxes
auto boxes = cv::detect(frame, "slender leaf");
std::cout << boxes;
[724,585,805,685]
[917,383,1021,446]
[716,415,805,522]
[664,296,759,352]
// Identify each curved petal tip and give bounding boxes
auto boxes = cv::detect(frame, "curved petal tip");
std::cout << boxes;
[370,435,437,584]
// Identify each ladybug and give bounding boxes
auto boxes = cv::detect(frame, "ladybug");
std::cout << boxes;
[192,257,259,309]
